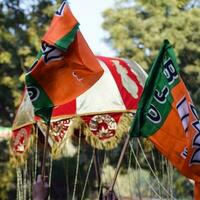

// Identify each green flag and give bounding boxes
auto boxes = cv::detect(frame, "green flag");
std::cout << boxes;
[130,39,200,198]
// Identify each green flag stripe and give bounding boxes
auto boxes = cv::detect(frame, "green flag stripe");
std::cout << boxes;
[25,74,53,122]
[25,74,53,108]
[130,40,180,137]
[55,23,79,51]
[36,50,43,60]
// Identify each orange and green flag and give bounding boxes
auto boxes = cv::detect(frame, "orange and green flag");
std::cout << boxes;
[130,40,200,199]
[25,1,104,122]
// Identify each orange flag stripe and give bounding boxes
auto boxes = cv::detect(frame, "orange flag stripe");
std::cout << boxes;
[150,80,200,182]
[42,2,78,46]
[31,31,104,105]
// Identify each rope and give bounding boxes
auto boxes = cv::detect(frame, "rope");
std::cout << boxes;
[151,148,158,174]
[127,149,134,198]
[135,141,142,200]
[136,138,175,199]
[28,165,32,200]
[23,161,27,200]
[72,129,81,200]
[97,150,110,199]
[80,149,95,200]
[129,141,166,199]
[97,151,106,199]
[93,149,101,190]
[16,168,20,200]
[109,134,130,191]
[16,167,23,200]
[34,125,38,180]
[161,155,165,197]
[166,160,174,199]
[48,156,53,200]
[41,120,51,178]
[115,173,122,200]
[151,149,161,196]
[28,153,32,200]
[128,150,149,199]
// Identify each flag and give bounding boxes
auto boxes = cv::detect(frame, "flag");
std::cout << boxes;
[25,1,104,122]
[130,40,200,199]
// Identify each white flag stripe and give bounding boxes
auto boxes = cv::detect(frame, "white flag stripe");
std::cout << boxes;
[76,60,126,114]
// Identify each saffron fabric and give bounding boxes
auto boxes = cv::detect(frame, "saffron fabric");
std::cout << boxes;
[130,40,200,199]
[25,1,103,122]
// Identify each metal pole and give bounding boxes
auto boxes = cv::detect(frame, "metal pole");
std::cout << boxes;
[109,134,130,191]
[41,121,51,179]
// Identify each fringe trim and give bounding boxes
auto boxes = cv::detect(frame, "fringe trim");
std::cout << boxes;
[51,117,83,158]
[51,113,133,159]
[10,125,35,167]
[51,113,133,155]
[83,113,133,150]
[10,113,134,161]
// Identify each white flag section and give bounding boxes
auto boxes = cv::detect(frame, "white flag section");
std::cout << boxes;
[76,59,128,114]
[53,56,147,117]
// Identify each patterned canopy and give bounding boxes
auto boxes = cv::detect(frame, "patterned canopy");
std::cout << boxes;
[11,56,147,159]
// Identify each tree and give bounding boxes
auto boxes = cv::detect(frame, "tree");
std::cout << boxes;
[0,0,61,126]
[102,0,200,111]
[0,1,60,199]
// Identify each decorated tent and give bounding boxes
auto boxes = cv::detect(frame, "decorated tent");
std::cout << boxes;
[11,55,147,161]
[11,56,160,200]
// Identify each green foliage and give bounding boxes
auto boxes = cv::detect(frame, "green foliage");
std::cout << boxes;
[102,0,200,111]
[0,140,16,200]
[0,1,60,199]
[102,1,200,196]
[0,0,61,126]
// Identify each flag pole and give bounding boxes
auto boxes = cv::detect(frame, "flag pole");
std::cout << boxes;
[109,134,130,191]
[41,120,51,180]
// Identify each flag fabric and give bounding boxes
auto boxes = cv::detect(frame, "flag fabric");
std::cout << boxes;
[25,1,104,122]
[130,40,200,199]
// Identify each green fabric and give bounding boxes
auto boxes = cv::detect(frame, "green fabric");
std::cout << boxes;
[36,50,42,60]
[25,74,53,123]
[130,40,180,137]
[25,24,80,123]
[55,24,79,51]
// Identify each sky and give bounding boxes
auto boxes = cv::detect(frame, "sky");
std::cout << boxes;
[69,0,115,56]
